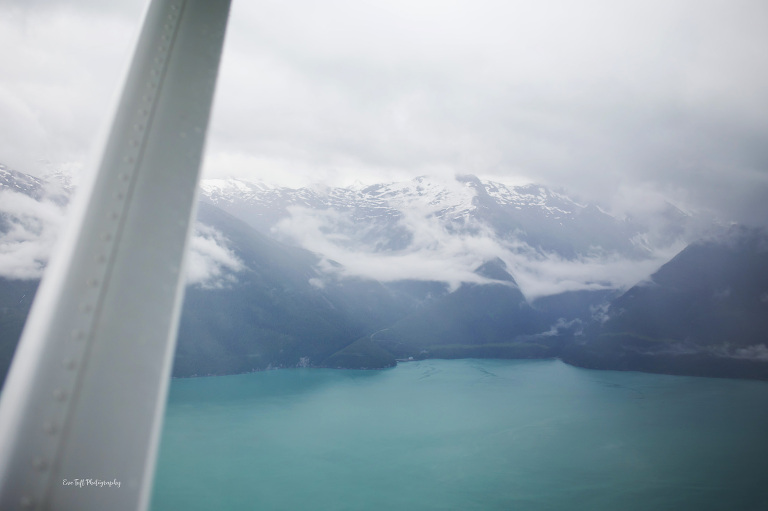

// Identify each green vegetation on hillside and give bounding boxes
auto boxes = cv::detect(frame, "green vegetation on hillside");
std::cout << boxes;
[322,337,396,369]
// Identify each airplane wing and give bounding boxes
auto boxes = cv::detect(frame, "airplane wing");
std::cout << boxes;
[0,0,231,509]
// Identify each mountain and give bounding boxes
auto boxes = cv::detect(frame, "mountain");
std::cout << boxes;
[460,176,647,258]
[0,165,44,379]
[0,164,45,198]
[0,195,427,379]
[4,164,765,382]
[0,278,39,384]
[0,166,610,381]
[168,206,613,374]
[563,226,768,379]
[1,165,413,379]
[0,163,72,207]
[200,174,695,261]
[371,258,554,359]
[1,164,45,238]
[175,202,421,375]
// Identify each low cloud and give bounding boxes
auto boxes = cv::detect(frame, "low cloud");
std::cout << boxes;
[276,200,505,292]
[275,201,683,299]
[185,223,244,288]
[0,189,66,279]
[733,344,768,361]
[503,242,685,300]
[0,186,244,288]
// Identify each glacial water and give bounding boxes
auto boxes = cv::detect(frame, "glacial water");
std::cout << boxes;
[150,359,768,511]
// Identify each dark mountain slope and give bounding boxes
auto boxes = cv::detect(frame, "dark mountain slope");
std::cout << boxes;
[563,227,768,379]
[0,279,39,386]
[0,201,419,381]
[372,259,552,359]
[175,202,414,375]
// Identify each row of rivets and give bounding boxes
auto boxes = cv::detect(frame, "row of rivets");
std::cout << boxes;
[28,5,185,508]
[25,416,59,506]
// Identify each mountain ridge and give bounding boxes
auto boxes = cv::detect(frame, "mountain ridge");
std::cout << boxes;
[563,225,768,379]
[199,173,695,262]
[2,163,765,381]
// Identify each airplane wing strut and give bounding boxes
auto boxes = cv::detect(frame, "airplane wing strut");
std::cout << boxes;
[0,0,231,509]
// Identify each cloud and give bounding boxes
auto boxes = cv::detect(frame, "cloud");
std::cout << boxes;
[0,1,141,175]
[0,189,67,279]
[202,0,768,226]
[276,204,502,291]
[275,192,684,299]
[0,184,244,287]
[733,344,768,361]
[503,241,685,300]
[2,0,767,229]
[185,223,244,288]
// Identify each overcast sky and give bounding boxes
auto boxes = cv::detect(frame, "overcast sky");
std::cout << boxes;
[1,0,767,225]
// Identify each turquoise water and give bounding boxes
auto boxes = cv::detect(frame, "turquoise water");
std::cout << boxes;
[151,359,768,511]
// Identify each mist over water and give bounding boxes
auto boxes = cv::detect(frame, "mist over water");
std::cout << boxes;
[151,360,768,511]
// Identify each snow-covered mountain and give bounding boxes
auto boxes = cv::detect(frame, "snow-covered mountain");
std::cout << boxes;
[0,163,45,198]
[2,163,765,380]
[198,174,700,299]
[0,163,73,205]
[1,163,696,297]
[200,174,695,261]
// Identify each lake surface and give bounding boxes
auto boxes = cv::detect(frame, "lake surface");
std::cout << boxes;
[151,359,768,511]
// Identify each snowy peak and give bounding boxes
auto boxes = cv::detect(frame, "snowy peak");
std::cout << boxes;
[199,173,589,225]
[198,173,694,262]
[0,163,45,199]
[466,177,585,221]
[199,177,278,203]
[201,174,478,215]
[490,183,582,217]
[358,175,478,221]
